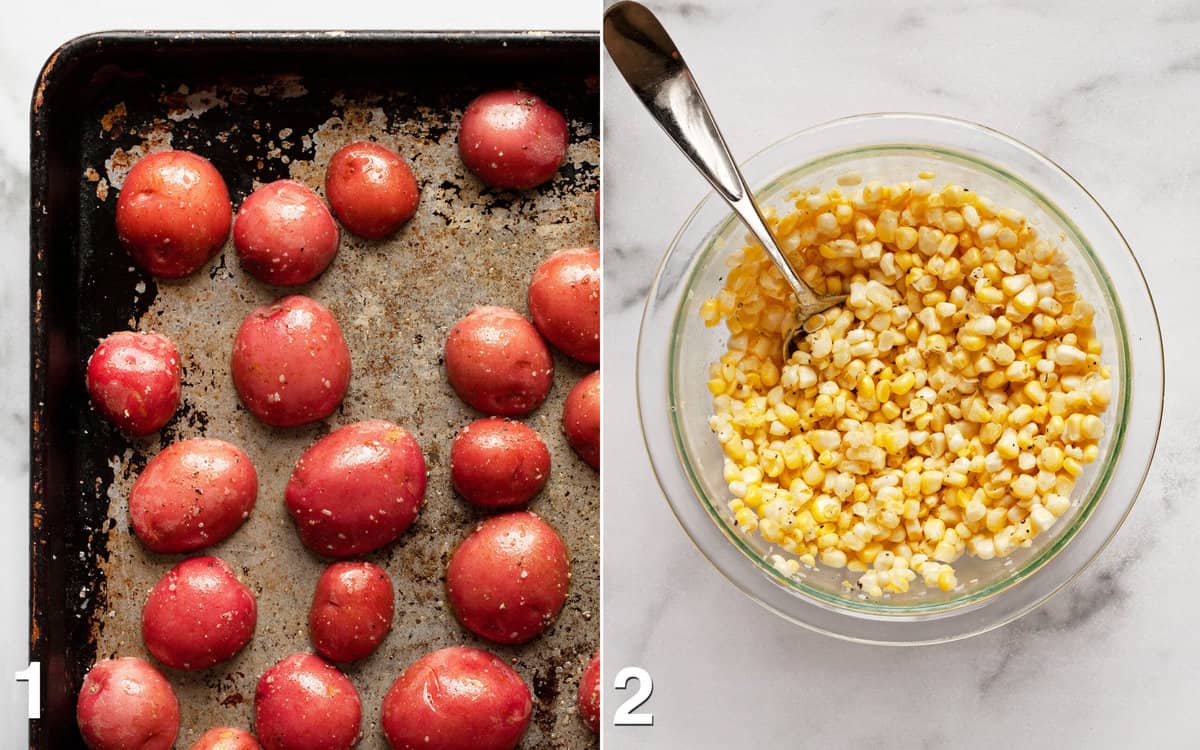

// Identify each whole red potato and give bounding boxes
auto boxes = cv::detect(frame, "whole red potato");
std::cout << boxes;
[444,306,553,417]
[458,89,567,190]
[141,556,257,671]
[129,438,257,553]
[446,511,569,644]
[528,247,600,364]
[190,727,263,750]
[564,370,600,470]
[381,646,531,750]
[231,295,350,428]
[116,150,231,278]
[233,180,340,286]
[578,652,600,734]
[254,653,361,750]
[451,418,550,509]
[86,331,181,436]
[76,657,179,750]
[309,562,394,662]
[325,141,419,239]
[286,420,426,557]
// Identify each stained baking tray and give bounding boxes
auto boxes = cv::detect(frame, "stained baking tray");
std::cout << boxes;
[30,31,599,748]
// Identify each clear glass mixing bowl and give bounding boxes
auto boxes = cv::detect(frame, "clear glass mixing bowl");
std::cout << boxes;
[636,114,1163,644]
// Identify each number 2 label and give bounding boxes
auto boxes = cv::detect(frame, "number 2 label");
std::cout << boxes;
[613,666,653,726]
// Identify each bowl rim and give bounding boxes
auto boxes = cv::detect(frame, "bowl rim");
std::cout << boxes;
[635,112,1164,644]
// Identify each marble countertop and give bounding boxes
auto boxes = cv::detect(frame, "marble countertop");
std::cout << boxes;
[0,2,593,744]
[602,0,1197,747]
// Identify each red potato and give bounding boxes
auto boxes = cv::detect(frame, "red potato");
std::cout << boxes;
[594,190,600,224]
[77,657,180,750]
[451,418,550,509]
[286,420,427,557]
[231,295,351,428]
[141,556,257,671]
[444,306,553,417]
[564,370,600,470]
[528,247,600,364]
[458,89,568,190]
[190,727,263,750]
[234,180,340,286]
[578,652,600,734]
[309,562,394,662]
[381,646,532,750]
[446,511,569,645]
[86,331,181,436]
[254,653,361,750]
[129,438,257,553]
[325,141,419,239]
[116,150,231,278]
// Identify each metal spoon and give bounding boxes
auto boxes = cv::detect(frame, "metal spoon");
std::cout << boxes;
[604,0,846,361]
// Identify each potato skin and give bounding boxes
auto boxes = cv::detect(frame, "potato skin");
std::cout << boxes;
[309,562,394,662]
[325,141,419,239]
[457,89,567,190]
[190,727,263,750]
[444,306,553,417]
[563,370,600,470]
[233,180,340,286]
[86,331,181,436]
[381,646,532,750]
[285,420,427,557]
[231,295,351,427]
[527,247,600,364]
[446,511,569,644]
[76,657,180,750]
[451,418,550,509]
[141,556,257,671]
[254,653,361,750]
[116,150,231,278]
[130,438,257,554]
[578,652,600,734]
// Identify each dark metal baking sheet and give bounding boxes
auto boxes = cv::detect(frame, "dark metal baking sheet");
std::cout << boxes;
[31,30,599,749]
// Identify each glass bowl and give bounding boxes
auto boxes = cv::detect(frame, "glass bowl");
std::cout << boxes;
[636,113,1163,644]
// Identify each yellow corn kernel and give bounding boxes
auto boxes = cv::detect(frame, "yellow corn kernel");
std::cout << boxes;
[1023,380,1047,405]
[1037,446,1064,472]
[743,485,763,508]
[1062,457,1082,477]
[936,567,958,591]
[735,507,759,531]
[895,226,919,251]
[920,470,945,495]
[1010,474,1037,500]
[891,371,917,396]
[812,496,841,523]
[996,429,1020,460]
[725,439,747,462]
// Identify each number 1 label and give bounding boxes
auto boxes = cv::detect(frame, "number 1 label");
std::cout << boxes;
[14,662,40,720]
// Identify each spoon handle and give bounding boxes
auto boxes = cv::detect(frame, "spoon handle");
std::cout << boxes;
[603,0,823,310]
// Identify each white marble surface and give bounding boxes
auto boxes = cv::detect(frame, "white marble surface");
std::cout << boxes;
[603,0,1197,747]
[0,1,595,744]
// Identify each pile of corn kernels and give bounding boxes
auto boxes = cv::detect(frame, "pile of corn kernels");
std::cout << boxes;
[699,173,1113,597]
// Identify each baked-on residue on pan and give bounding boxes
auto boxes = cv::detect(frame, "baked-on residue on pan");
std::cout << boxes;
[80,73,598,748]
